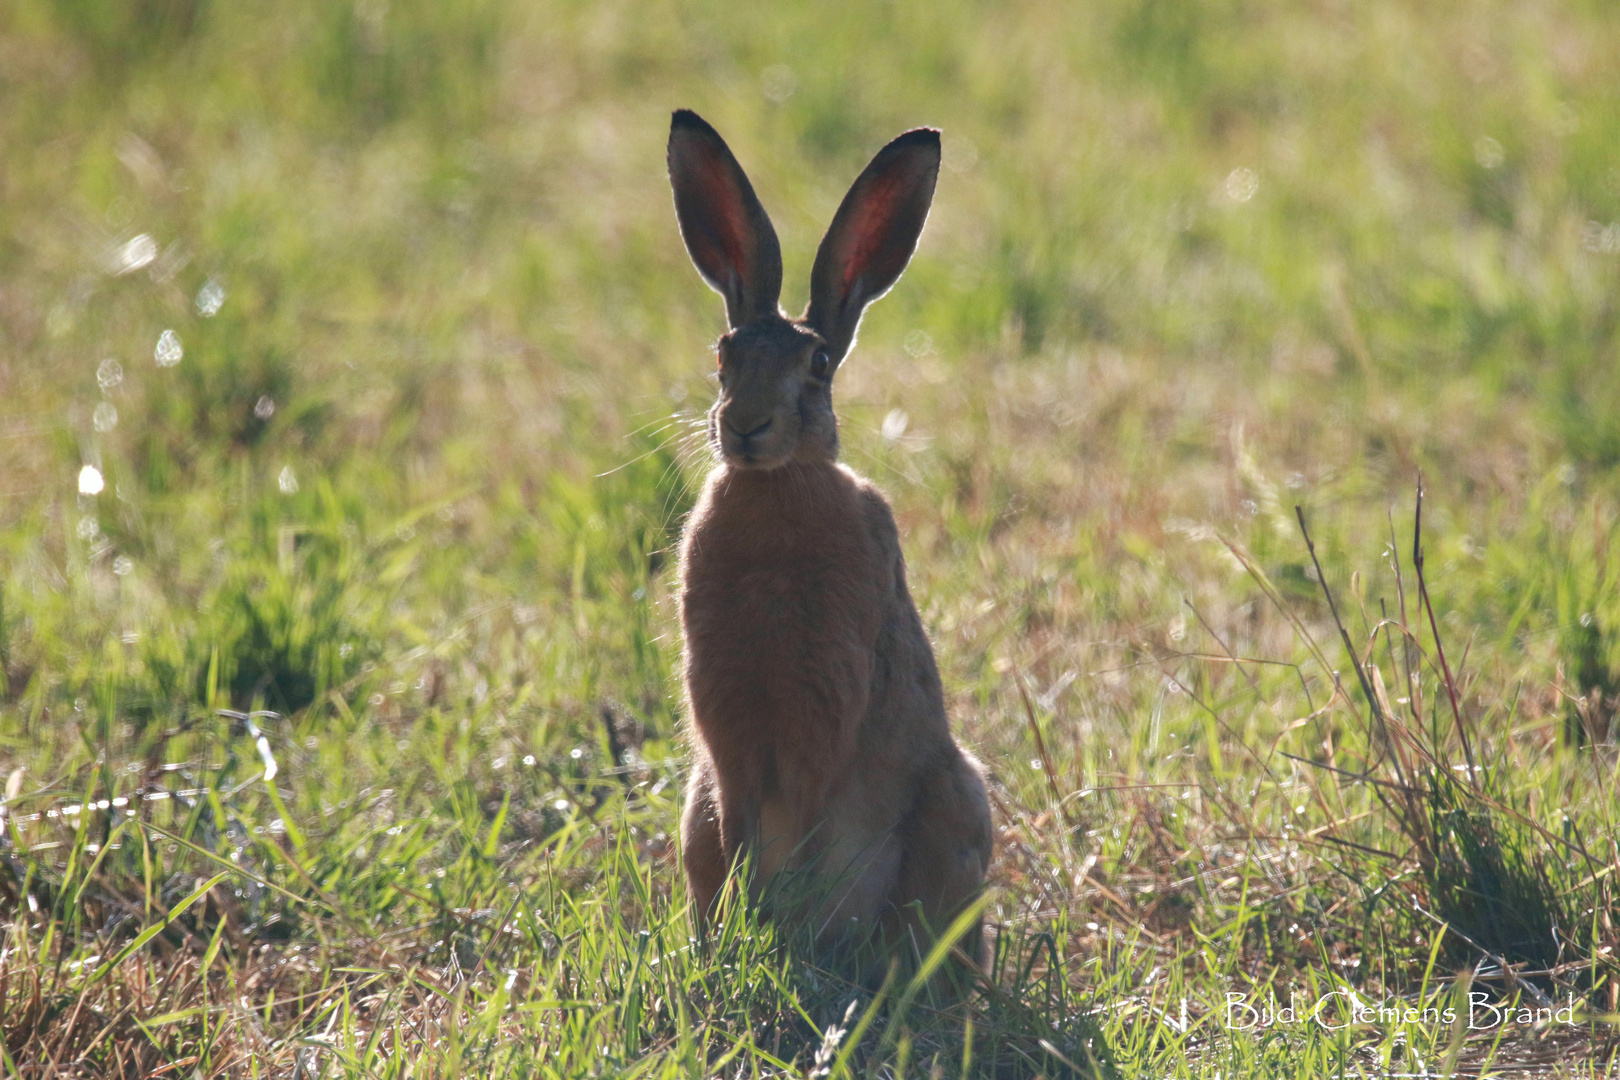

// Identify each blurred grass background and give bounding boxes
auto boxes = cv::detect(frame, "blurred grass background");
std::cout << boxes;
[2,0,1620,1075]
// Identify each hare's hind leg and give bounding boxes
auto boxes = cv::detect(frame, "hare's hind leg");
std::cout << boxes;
[892,750,994,966]
[682,748,727,934]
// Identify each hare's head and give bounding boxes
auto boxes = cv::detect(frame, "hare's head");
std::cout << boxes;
[668,110,940,471]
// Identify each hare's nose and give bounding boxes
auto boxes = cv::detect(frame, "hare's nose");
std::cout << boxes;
[726,416,773,440]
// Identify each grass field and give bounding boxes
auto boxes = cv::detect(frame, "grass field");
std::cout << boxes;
[3,0,1620,1075]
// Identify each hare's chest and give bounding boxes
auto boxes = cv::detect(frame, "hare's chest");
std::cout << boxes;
[679,495,887,730]
[680,522,875,650]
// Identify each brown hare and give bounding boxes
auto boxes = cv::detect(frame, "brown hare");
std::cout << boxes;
[667,109,993,967]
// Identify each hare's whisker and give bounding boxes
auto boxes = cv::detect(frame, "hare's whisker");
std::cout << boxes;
[623,412,682,439]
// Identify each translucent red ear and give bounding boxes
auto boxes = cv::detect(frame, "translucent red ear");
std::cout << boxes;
[668,110,783,328]
[806,128,941,362]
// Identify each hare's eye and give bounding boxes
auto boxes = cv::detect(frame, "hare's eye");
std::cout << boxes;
[810,350,831,379]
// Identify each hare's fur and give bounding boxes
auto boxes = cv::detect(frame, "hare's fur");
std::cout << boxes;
[668,110,993,959]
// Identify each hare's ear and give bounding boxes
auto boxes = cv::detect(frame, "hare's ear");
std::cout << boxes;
[806,128,940,362]
[668,110,783,328]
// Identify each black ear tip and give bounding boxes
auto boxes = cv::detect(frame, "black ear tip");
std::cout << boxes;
[671,109,719,139]
[888,127,942,153]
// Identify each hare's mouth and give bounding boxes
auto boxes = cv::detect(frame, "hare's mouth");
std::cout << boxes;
[720,443,793,471]
[717,414,793,469]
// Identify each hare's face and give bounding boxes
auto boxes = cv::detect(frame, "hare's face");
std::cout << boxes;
[710,317,837,470]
